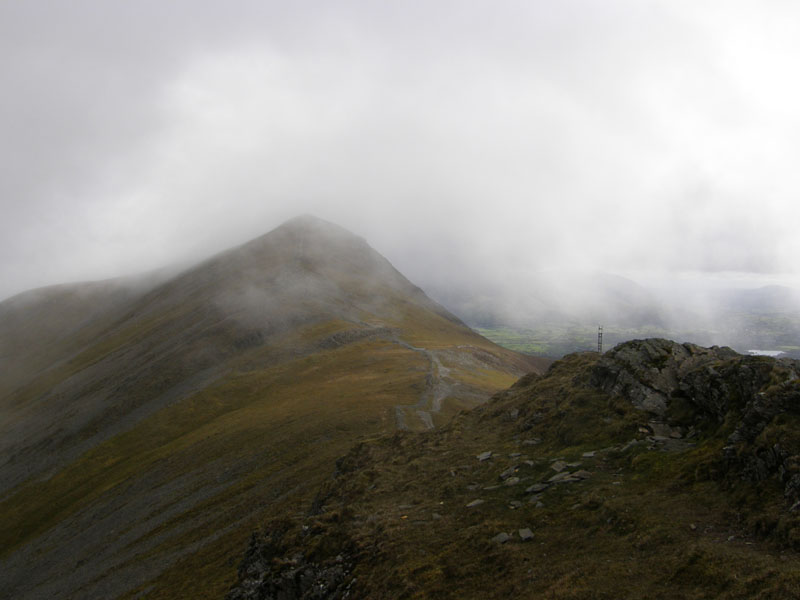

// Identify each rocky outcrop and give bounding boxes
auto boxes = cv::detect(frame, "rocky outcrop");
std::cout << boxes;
[590,338,739,416]
[592,338,800,502]
[226,526,356,600]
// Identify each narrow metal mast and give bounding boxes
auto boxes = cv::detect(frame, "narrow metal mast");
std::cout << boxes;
[597,326,603,353]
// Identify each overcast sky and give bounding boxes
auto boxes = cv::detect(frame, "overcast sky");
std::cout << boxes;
[2,0,800,301]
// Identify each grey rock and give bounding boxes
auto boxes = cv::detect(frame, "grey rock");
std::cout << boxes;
[499,465,519,479]
[548,472,579,483]
[504,477,520,486]
[550,460,568,472]
[491,532,511,544]
[649,421,673,438]
[227,533,354,600]
[526,483,549,493]
[582,451,596,458]
[592,338,800,502]
[477,451,492,461]
[518,528,534,541]
[590,338,739,416]
[466,499,484,508]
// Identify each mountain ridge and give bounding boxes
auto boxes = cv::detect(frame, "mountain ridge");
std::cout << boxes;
[0,215,543,599]
[227,338,800,599]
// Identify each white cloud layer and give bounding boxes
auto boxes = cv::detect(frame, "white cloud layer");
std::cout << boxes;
[2,0,800,300]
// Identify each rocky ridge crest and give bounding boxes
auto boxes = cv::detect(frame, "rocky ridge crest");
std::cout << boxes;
[227,339,800,599]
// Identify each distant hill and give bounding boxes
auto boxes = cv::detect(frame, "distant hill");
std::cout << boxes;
[227,339,800,599]
[0,215,545,599]
[426,271,800,358]
[428,270,666,331]
[719,285,800,314]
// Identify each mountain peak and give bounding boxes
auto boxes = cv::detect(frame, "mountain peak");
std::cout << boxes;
[267,214,366,246]
[278,213,352,233]
[234,214,372,266]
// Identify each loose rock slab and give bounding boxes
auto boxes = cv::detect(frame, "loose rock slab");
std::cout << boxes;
[499,465,519,479]
[519,528,534,541]
[526,483,549,493]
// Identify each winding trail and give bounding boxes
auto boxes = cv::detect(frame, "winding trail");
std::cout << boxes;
[393,340,455,430]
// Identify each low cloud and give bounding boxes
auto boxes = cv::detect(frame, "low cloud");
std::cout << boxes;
[2,1,799,303]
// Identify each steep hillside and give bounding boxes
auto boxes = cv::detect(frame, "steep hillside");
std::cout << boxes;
[0,216,544,599]
[0,274,161,398]
[228,339,800,599]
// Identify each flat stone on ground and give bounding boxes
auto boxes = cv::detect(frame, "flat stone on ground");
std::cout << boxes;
[499,465,519,479]
[526,483,549,493]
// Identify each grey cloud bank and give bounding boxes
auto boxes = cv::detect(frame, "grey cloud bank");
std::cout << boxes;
[1,1,799,305]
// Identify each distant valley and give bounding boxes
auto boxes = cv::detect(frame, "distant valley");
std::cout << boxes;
[425,272,800,359]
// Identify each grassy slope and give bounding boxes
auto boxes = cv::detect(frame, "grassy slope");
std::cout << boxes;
[0,217,546,598]
[250,352,800,599]
[0,279,149,399]
[0,297,538,599]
